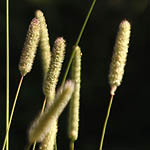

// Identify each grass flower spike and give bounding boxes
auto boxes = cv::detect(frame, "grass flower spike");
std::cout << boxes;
[39,120,57,150]
[28,80,74,144]
[41,37,66,150]
[19,18,40,76]
[68,46,81,141]
[35,10,51,78]
[43,37,66,102]
[109,20,131,95]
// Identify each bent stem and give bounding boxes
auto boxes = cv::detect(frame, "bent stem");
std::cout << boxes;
[6,0,9,149]
[61,0,96,87]
[99,94,114,150]
[2,76,24,150]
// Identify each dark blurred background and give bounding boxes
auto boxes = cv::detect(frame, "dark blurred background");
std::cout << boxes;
[0,0,150,150]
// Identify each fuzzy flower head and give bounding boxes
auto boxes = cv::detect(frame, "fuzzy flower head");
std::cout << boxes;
[28,80,74,144]
[43,37,66,102]
[109,19,131,95]
[68,46,82,141]
[35,10,51,78]
[19,18,40,76]
[39,120,57,150]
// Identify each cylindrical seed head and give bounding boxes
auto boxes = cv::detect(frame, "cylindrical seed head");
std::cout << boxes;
[43,37,66,102]
[35,10,51,78]
[28,80,74,144]
[109,19,131,95]
[18,18,40,76]
[39,121,58,150]
[68,46,82,141]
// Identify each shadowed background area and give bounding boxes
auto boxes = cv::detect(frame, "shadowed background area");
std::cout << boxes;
[0,0,150,150]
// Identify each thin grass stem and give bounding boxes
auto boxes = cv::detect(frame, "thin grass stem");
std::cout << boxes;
[75,0,96,46]
[2,76,24,150]
[6,0,9,149]
[61,0,96,87]
[99,95,114,150]
[32,141,36,150]
[70,140,74,150]
[41,98,47,113]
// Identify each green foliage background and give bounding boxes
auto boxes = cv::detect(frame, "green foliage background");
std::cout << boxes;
[0,0,150,149]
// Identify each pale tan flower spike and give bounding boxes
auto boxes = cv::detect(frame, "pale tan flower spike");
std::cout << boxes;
[28,80,74,144]
[109,19,131,95]
[19,18,40,76]
[68,46,82,141]
[39,120,57,150]
[43,37,66,103]
[35,10,51,78]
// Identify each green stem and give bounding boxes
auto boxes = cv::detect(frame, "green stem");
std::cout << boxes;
[75,0,96,46]
[41,98,47,113]
[2,76,24,150]
[32,141,36,150]
[70,140,74,150]
[61,0,96,87]
[99,95,114,150]
[6,0,9,149]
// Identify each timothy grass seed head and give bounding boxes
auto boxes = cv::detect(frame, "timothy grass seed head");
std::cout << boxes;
[68,46,82,141]
[109,19,131,95]
[35,10,51,78]
[43,37,66,102]
[18,18,40,76]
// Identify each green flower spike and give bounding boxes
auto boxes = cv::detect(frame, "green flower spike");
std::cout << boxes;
[68,46,82,141]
